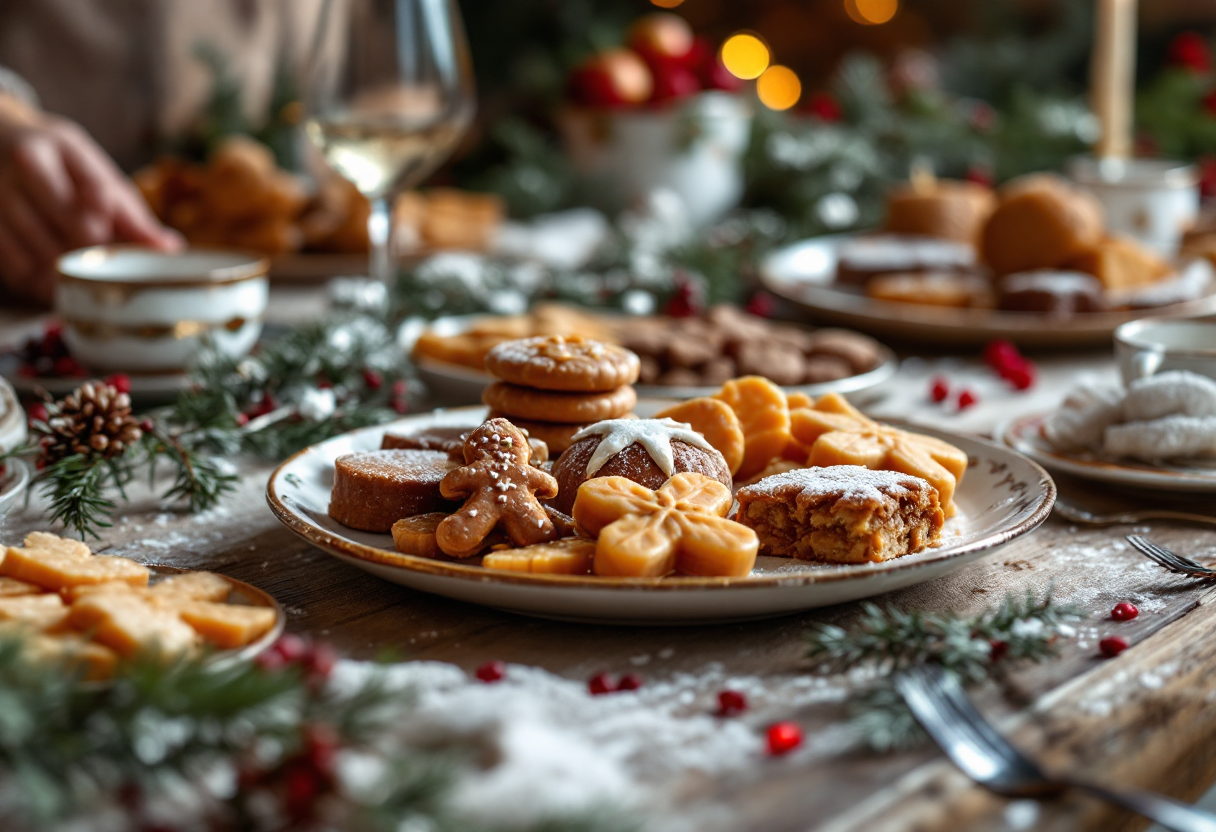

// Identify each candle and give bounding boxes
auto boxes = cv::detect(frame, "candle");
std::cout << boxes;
[1091,0,1137,161]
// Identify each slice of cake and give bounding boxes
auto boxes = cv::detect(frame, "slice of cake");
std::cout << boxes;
[734,466,944,564]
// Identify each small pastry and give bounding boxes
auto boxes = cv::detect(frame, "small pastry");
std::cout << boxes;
[481,538,596,575]
[1067,235,1172,291]
[1122,371,1216,422]
[654,398,746,476]
[1104,415,1216,461]
[482,381,637,424]
[484,335,640,392]
[435,419,560,558]
[548,417,731,514]
[329,449,458,533]
[735,466,944,563]
[835,234,976,287]
[572,473,758,578]
[996,271,1108,316]
[866,271,992,308]
[714,376,792,481]
[981,174,1104,276]
[1041,381,1124,452]
[883,177,995,245]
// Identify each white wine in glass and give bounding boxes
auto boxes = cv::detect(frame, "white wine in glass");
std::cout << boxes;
[304,0,475,285]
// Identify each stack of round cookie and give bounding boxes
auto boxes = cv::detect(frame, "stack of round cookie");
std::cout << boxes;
[482,335,640,454]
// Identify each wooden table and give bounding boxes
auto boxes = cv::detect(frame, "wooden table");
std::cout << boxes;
[3,295,1216,832]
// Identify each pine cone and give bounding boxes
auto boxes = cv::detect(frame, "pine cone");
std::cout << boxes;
[40,382,143,464]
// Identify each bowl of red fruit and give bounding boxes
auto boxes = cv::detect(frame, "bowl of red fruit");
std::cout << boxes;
[559,13,752,226]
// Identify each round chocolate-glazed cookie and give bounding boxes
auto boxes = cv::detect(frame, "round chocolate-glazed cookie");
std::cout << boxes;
[997,270,1108,316]
[548,418,732,514]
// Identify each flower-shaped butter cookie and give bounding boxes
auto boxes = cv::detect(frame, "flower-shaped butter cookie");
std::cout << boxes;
[572,472,758,578]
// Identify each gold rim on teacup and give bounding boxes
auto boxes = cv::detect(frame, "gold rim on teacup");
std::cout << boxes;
[57,245,270,291]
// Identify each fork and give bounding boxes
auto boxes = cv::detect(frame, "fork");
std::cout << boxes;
[1054,501,1216,528]
[896,664,1216,832]
[1127,535,1216,580]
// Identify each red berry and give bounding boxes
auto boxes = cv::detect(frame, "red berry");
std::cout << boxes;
[957,389,979,410]
[716,689,748,716]
[43,322,63,341]
[649,60,701,104]
[16,363,38,379]
[1111,602,1139,622]
[1201,156,1216,198]
[316,377,333,390]
[53,356,84,377]
[616,673,643,692]
[283,762,324,819]
[588,672,616,695]
[26,403,48,424]
[1099,635,1129,658]
[362,368,383,390]
[988,639,1009,662]
[744,292,775,319]
[303,723,339,774]
[1169,31,1211,74]
[1003,362,1036,391]
[104,373,131,394]
[807,92,843,123]
[929,377,949,403]
[475,660,506,683]
[766,722,803,756]
[235,412,250,427]
[255,650,287,672]
[273,633,310,663]
[392,399,410,415]
[964,165,993,189]
[306,643,337,682]
[983,339,1021,373]
[139,419,155,434]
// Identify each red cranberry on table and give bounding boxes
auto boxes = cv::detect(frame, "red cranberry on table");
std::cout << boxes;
[766,722,803,756]
[588,672,616,695]
[717,689,748,716]
[1099,636,1129,658]
[616,673,644,692]
[957,389,979,410]
[1111,602,1139,622]
[929,377,950,403]
[475,660,506,683]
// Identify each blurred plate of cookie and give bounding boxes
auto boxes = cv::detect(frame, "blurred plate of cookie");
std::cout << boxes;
[761,173,1216,348]
[407,305,897,405]
[266,401,1053,625]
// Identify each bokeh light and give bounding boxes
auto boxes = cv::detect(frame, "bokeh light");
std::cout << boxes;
[845,0,899,25]
[756,65,802,111]
[650,0,685,6]
[720,33,770,80]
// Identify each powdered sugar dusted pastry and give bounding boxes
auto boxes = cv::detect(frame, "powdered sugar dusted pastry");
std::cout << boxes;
[1104,415,1216,462]
[1041,381,1124,452]
[1122,371,1216,422]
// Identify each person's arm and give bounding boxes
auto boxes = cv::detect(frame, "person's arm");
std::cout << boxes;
[0,84,181,305]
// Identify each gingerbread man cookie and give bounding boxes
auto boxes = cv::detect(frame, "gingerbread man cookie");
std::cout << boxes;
[572,472,758,578]
[436,418,560,557]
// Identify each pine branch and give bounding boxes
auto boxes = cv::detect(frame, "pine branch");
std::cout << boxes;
[37,454,115,540]
[807,590,1086,752]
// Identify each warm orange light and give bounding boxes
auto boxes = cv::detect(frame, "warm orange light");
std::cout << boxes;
[845,0,898,25]
[757,65,802,111]
[720,33,770,80]
[650,0,684,7]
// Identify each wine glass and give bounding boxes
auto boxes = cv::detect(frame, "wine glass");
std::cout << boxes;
[303,0,476,285]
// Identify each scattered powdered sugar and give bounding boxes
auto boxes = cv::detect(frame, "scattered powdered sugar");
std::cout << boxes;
[737,465,927,504]
[1123,371,1216,421]
[329,659,862,830]
[837,235,974,270]
[1001,270,1100,294]
[573,418,716,477]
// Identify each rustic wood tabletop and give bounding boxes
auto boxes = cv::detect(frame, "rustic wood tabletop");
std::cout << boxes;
[3,293,1215,832]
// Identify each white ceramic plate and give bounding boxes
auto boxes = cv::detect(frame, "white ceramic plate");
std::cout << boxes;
[1000,413,1216,493]
[0,458,30,520]
[266,403,1055,625]
[760,235,1216,348]
[409,314,898,406]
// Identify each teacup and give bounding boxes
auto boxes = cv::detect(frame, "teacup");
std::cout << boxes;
[1114,317,1216,385]
[56,246,269,373]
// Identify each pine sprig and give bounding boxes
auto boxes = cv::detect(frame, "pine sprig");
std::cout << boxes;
[807,589,1086,751]
[35,454,117,538]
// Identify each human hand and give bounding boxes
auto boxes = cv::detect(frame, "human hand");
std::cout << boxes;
[0,96,182,305]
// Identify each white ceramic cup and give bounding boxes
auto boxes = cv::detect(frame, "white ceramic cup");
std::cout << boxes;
[1114,317,1216,385]
[1068,156,1200,258]
[558,91,753,227]
[56,246,270,373]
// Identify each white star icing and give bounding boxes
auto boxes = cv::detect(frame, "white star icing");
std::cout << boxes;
[572,418,717,477]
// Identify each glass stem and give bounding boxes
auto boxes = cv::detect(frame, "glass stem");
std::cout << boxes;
[368,196,393,286]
